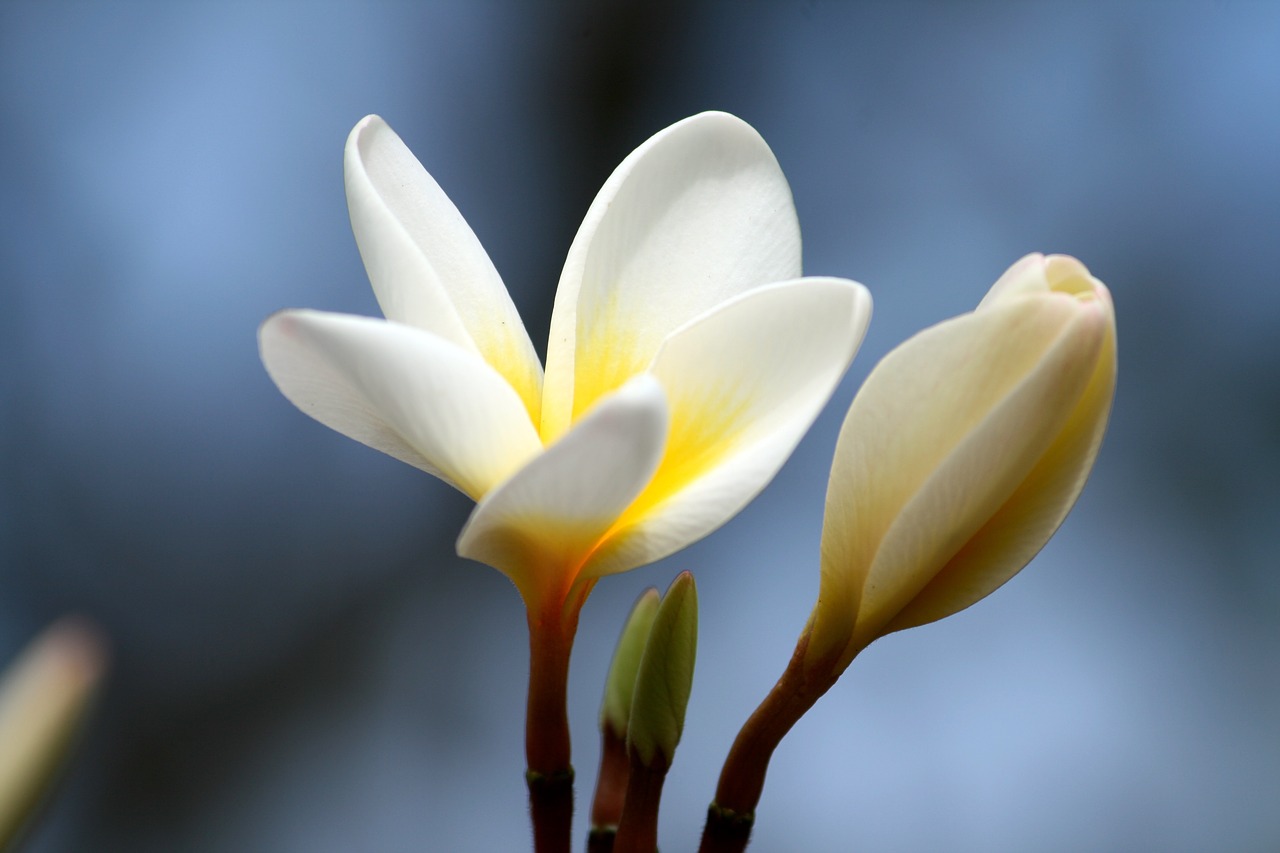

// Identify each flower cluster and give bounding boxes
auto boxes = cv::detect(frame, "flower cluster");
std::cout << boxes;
[260,112,1116,853]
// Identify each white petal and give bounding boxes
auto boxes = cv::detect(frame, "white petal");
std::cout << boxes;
[259,310,541,499]
[818,296,1106,649]
[580,279,870,579]
[884,293,1116,634]
[977,252,1048,308]
[979,253,1101,309]
[541,111,802,442]
[457,375,668,602]
[344,115,542,421]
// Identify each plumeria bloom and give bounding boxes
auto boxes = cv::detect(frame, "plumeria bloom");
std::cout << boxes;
[261,112,870,850]
[260,112,871,615]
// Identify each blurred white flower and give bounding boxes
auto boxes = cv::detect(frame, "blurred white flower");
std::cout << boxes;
[0,619,106,847]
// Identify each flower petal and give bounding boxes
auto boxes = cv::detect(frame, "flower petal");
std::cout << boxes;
[259,309,541,499]
[976,252,1048,307]
[580,279,870,579]
[456,375,668,602]
[980,253,1101,309]
[884,287,1116,634]
[540,111,802,442]
[819,295,1107,651]
[344,115,542,422]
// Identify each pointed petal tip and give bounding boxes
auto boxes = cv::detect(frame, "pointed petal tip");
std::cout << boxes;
[347,114,387,143]
[259,309,541,498]
[678,109,754,133]
[257,308,308,359]
[609,372,669,417]
[541,109,796,435]
[345,115,386,168]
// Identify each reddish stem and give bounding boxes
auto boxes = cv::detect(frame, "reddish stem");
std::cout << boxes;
[525,582,592,853]
[612,750,669,853]
[698,638,842,853]
[590,724,630,829]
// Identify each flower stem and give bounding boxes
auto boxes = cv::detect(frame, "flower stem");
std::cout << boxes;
[526,583,592,853]
[697,636,840,853]
[612,749,669,853]
[587,723,629,850]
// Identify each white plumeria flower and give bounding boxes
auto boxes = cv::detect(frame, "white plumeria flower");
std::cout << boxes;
[260,112,871,612]
[810,253,1116,669]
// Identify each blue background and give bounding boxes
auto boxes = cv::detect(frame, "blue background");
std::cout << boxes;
[2,2,1277,850]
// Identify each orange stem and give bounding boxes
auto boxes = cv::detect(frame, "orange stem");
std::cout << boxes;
[589,723,630,833]
[525,581,594,853]
[698,637,842,853]
[613,749,669,853]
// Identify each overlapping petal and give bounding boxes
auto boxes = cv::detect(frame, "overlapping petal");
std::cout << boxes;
[884,260,1117,634]
[265,111,872,608]
[345,115,542,422]
[541,111,803,442]
[259,309,541,500]
[817,289,1109,658]
[457,376,669,603]
[583,278,871,578]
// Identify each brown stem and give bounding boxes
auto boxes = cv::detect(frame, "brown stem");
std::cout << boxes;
[589,724,630,834]
[525,583,592,853]
[613,749,669,853]
[697,637,842,853]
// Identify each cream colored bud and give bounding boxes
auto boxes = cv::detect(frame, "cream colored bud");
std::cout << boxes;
[810,254,1116,670]
[627,572,698,768]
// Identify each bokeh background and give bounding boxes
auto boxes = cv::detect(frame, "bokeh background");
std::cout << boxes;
[2,1,1277,851]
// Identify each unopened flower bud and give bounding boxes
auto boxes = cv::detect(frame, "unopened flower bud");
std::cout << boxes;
[600,588,662,739]
[627,572,698,768]
[809,254,1116,670]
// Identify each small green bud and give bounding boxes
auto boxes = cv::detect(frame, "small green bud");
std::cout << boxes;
[600,588,662,737]
[627,571,698,768]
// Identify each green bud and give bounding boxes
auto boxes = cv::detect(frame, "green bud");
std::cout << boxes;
[627,571,698,768]
[600,588,661,737]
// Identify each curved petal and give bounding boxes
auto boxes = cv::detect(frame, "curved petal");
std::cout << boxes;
[884,288,1116,634]
[457,375,668,603]
[540,111,802,442]
[580,279,870,579]
[259,310,541,500]
[344,115,542,422]
[817,296,1107,653]
[977,252,1047,308]
[979,253,1100,309]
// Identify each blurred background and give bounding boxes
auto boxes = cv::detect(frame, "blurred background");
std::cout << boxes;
[1,1,1276,850]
